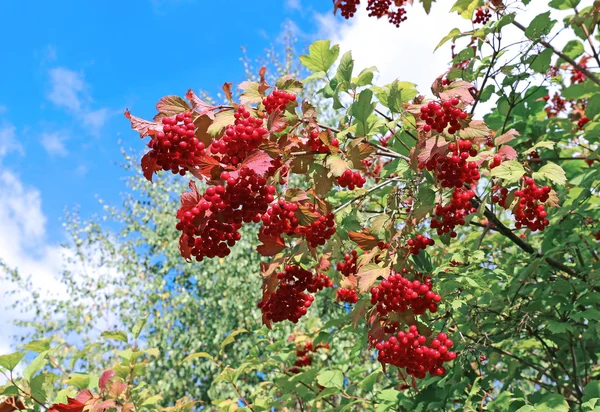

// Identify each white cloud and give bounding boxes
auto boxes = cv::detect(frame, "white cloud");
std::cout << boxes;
[46,66,112,129]
[0,122,24,160]
[286,0,301,11]
[41,131,69,156]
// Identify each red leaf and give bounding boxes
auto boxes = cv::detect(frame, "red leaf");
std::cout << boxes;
[417,137,448,164]
[124,109,163,138]
[186,90,218,120]
[439,80,476,104]
[285,188,309,203]
[180,180,201,210]
[223,82,234,104]
[495,129,520,145]
[349,230,381,250]
[267,109,287,133]
[179,234,192,262]
[189,155,221,180]
[257,232,286,256]
[141,152,161,182]
[99,370,115,392]
[49,391,92,412]
[236,150,273,177]
[155,95,190,116]
[498,145,518,160]
[258,66,270,95]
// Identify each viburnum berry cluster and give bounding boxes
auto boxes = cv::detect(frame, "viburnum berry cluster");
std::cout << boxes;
[431,187,478,237]
[492,186,510,208]
[262,89,296,114]
[209,106,268,166]
[336,287,359,303]
[147,112,206,176]
[419,99,468,134]
[290,341,329,373]
[513,177,551,231]
[375,326,456,378]
[335,0,408,27]
[336,249,359,276]
[337,169,366,190]
[297,207,336,248]
[260,199,299,238]
[406,234,435,255]
[420,139,480,188]
[473,7,492,24]
[370,272,441,315]
[305,126,338,153]
[258,265,332,324]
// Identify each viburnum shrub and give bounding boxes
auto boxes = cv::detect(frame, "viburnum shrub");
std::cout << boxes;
[115,0,600,408]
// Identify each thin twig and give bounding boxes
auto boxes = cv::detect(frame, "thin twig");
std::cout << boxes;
[334,177,401,214]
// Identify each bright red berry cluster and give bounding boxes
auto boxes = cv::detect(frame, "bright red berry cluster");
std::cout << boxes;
[209,106,268,166]
[420,139,480,188]
[336,250,358,276]
[578,116,590,130]
[513,177,551,231]
[148,112,205,176]
[296,207,336,248]
[473,7,491,24]
[492,186,509,208]
[306,127,338,153]
[366,0,408,27]
[258,265,332,324]
[290,341,329,373]
[176,167,275,261]
[406,234,435,255]
[370,273,441,316]
[431,187,477,237]
[375,326,456,379]
[260,199,299,238]
[490,154,504,169]
[263,89,296,114]
[419,99,468,134]
[337,169,366,190]
[336,288,359,304]
[334,0,360,18]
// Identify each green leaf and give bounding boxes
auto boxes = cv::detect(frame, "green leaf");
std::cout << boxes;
[300,40,340,73]
[23,351,49,381]
[586,93,600,119]
[421,0,433,14]
[100,330,128,343]
[0,384,19,396]
[355,66,377,87]
[546,320,573,334]
[275,75,304,94]
[22,339,51,353]
[220,329,248,351]
[451,0,482,19]
[239,81,262,105]
[207,111,235,136]
[490,160,526,183]
[549,0,580,9]
[562,40,585,60]
[0,352,25,372]
[65,373,91,390]
[583,381,600,403]
[525,12,556,39]
[31,373,58,404]
[132,315,148,339]
[536,393,569,411]
[336,51,354,86]
[388,80,403,113]
[533,162,567,185]
[142,395,163,406]
[316,369,344,389]
[351,89,376,123]
[530,48,553,73]
[435,28,461,51]
[360,370,382,392]
[303,71,327,83]
[377,389,401,402]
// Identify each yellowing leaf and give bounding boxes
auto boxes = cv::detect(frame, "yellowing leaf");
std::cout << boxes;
[490,160,526,184]
[533,162,567,185]
[326,155,349,177]
[357,264,389,292]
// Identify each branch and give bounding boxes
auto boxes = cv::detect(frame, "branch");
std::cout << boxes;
[334,177,401,214]
[512,20,600,87]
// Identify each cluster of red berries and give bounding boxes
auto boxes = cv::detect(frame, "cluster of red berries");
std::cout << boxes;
[336,288,359,304]
[375,326,456,379]
[337,169,366,190]
[431,187,477,237]
[263,89,297,114]
[420,140,480,189]
[544,93,567,117]
[258,265,332,324]
[366,0,408,27]
[578,116,590,130]
[406,235,435,255]
[370,273,441,316]
[513,177,551,231]
[336,250,358,276]
[260,199,299,238]
[296,207,336,248]
[528,150,540,160]
[148,113,205,176]
[209,106,268,166]
[176,167,275,261]
[334,0,360,18]
[473,7,491,24]
[419,99,468,134]
[290,341,329,373]
[571,57,590,84]
[492,186,510,208]
[361,158,384,179]
[490,154,504,169]
[306,127,338,153]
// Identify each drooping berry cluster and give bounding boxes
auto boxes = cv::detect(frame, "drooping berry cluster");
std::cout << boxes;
[366,0,407,27]
[177,168,275,261]
[336,250,358,277]
[258,265,332,324]
[306,127,338,153]
[375,326,456,379]
[260,199,299,238]
[420,139,480,188]
[361,158,384,179]
[290,341,329,373]
[431,187,477,237]
[370,273,441,315]
[336,288,359,304]
[334,0,360,18]
[473,7,491,24]
[297,207,336,248]
[489,154,503,169]
[578,116,590,130]
[419,99,468,134]
[337,169,367,190]
[262,89,297,114]
[492,186,510,208]
[513,177,551,231]
[571,57,590,84]
[209,106,268,166]
[406,234,435,255]
[148,113,205,176]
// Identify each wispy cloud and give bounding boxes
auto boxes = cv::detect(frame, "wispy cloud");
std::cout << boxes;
[286,0,302,11]
[41,131,69,156]
[0,121,24,161]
